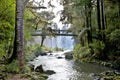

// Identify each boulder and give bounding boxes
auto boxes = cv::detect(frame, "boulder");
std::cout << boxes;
[35,65,44,73]
[57,56,63,59]
[63,50,73,59]
[44,70,56,75]
[40,52,47,56]
[65,53,73,59]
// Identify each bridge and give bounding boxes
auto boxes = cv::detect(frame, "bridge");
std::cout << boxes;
[30,29,77,36]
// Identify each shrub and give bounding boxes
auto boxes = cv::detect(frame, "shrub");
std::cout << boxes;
[89,41,105,59]
[5,60,20,73]
[73,44,91,60]
[108,29,120,52]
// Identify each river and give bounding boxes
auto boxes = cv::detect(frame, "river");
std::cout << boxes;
[29,50,112,80]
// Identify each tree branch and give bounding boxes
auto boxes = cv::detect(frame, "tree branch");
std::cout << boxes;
[26,6,47,9]
[24,0,30,8]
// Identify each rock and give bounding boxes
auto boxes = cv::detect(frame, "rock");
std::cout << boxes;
[49,53,52,56]
[63,50,73,59]
[105,71,115,76]
[40,52,47,56]
[0,73,5,80]
[35,65,44,73]
[45,51,52,53]
[65,53,73,59]
[91,73,101,80]
[114,70,120,75]
[44,70,56,75]
[57,56,63,59]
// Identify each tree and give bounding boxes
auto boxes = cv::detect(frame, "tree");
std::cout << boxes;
[14,0,24,69]
[97,0,102,41]
[101,0,106,42]
[85,0,93,44]
[9,0,30,69]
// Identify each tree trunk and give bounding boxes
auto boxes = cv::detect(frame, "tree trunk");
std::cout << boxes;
[97,0,102,41]
[118,1,120,17]
[85,3,92,45]
[9,0,25,69]
[15,0,24,69]
[101,0,106,42]
[88,2,93,43]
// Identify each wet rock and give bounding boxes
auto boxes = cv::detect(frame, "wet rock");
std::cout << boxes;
[63,50,73,59]
[114,70,120,75]
[104,71,115,76]
[44,70,56,75]
[65,53,73,59]
[40,52,47,56]
[0,73,5,80]
[45,51,52,53]
[91,73,101,80]
[35,65,44,73]
[57,56,63,59]
[49,53,52,56]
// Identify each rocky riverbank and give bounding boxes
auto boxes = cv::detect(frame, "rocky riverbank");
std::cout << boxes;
[79,58,120,80]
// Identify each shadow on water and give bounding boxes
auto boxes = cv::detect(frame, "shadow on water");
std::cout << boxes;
[29,51,112,80]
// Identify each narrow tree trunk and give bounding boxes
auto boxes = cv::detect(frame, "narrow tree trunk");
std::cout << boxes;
[97,0,102,40]
[101,0,106,42]
[11,0,24,69]
[118,1,120,17]
[85,5,90,44]
[41,36,45,47]
[85,4,92,45]
[88,2,93,43]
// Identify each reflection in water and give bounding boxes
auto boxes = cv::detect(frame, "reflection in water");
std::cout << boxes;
[29,51,111,80]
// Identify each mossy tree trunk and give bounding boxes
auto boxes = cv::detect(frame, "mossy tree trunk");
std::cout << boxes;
[14,0,24,69]
[9,0,29,69]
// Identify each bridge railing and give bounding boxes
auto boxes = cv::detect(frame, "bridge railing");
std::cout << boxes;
[30,29,77,36]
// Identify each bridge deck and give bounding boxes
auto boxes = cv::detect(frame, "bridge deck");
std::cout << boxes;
[31,29,77,36]
[31,33,77,36]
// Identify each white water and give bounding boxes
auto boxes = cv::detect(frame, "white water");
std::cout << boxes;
[29,51,112,80]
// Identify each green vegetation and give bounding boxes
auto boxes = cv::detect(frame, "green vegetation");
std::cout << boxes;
[61,0,120,69]
[0,0,120,79]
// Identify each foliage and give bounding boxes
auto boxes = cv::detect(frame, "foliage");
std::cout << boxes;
[73,44,91,60]
[0,0,15,59]
[25,43,51,62]
[90,41,105,59]
[63,0,120,67]
[109,29,120,51]
[106,29,120,60]
[5,60,20,73]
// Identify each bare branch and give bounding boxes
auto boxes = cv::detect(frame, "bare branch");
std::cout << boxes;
[26,6,47,9]
[24,0,30,8]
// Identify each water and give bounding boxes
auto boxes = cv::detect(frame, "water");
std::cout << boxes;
[33,35,75,50]
[29,51,112,80]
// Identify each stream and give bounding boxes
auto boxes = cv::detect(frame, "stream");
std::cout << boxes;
[29,50,112,80]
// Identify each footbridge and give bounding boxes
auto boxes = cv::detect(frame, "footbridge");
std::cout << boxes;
[30,29,77,36]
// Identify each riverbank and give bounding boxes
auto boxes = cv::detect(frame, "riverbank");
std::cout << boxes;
[78,58,120,80]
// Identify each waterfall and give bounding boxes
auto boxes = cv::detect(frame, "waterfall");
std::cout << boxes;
[32,0,75,50]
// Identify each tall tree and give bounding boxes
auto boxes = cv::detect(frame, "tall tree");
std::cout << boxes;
[85,0,92,44]
[97,0,102,41]
[14,0,24,69]
[9,0,30,69]
[101,0,106,42]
